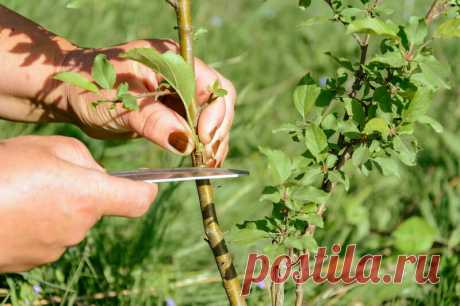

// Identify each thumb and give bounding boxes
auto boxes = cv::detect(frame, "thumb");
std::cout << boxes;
[89,172,158,218]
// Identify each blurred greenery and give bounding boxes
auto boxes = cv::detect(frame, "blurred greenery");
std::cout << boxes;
[0,0,459,305]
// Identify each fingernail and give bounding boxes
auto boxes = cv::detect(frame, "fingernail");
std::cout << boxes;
[168,131,193,154]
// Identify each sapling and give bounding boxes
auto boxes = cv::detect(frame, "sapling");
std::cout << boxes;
[229,0,460,305]
[54,0,246,305]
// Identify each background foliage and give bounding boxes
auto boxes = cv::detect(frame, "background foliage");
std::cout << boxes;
[0,0,459,305]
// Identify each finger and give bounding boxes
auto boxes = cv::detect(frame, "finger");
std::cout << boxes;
[198,99,226,144]
[86,171,158,218]
[195,59,220,104]
[128,99,195,155]
[198,75,236,144]
[206,134,229,167]
[216,143,229,168]
[22,135,104,172]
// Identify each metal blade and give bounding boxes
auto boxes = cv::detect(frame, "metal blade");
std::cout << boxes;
[110,167,249,183]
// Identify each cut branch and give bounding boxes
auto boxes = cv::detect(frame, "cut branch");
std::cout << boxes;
[172,1,247,305]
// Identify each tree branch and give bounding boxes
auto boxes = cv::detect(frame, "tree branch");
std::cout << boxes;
[425,0,450,25]
[173,1,246,305]
[166,0,178,10]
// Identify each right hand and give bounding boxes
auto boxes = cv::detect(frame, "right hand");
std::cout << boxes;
[0,135,157,273]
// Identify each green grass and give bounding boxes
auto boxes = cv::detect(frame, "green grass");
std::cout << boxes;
[0,0,459,305]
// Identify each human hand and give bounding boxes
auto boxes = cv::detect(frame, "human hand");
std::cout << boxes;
[61,39,236,167]
[0,135,157,272]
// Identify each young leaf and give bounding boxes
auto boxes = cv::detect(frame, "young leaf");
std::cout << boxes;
[54,71,99,93]
[210,80,228,97]
[122,48,195,123]
[92,54,116,89]
[434,17,460,39]
[117,82,129,100]
[293,84,321,119]
[406,17,428,46]
[347,17,398,38]
[121,93,139,111]
[364,118,390,138]
[304,124,328,161]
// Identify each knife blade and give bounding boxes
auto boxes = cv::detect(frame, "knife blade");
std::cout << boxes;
[110,167,249,183]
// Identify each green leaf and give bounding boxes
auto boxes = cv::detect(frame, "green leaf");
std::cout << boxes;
[259,147,292,185]
[65,0,82,9]
[297,213,324,228]
[299,166,323,186]
[352,145,369,167]
[304,124,328,161]
[210,80,228,97]
[417,115,443,133]
[373,86,392,113]
[54,71,99,93]
[293,84,321,119]
[292,186,330,204]
[412,56,451,91]
[374,157,400,177]
[284,235,318,251]
[344,98,365,127]
[227,227,268,245]
[325,52,354,71]
[122,48,196,123]
[299,16,331,27]
[402,87,433,122]
[370,51,406,68]
[393,136,416,166]
[116,82,129,100]
[393,217,437,253]
[299,0,311,9]
[347,17,398,38]
[92,54,116,89]
[121,93,139,111]
[434,17,460,39]
[364,118,390,138]
[406,17,428,46]
[328,170,350,191]
[260,186,282,203]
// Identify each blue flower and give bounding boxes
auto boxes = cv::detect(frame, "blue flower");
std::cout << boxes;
[165,297,176,306]
[33,285,42,294]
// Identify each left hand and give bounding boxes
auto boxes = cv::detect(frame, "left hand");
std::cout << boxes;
[61,39,236,167]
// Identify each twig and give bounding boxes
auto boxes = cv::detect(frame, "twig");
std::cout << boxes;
[425,0,450,25]
[166,0,178,10]
[173,1,246,305]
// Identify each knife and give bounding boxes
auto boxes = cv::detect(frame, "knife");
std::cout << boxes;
[110,167,249,183]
